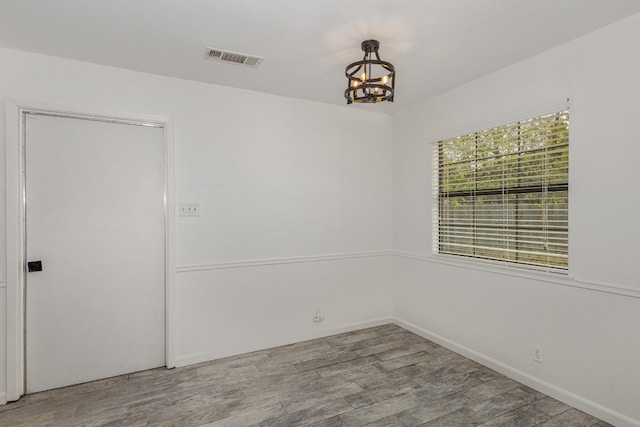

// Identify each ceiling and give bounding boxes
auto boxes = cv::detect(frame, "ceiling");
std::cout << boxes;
[2,0,640,113]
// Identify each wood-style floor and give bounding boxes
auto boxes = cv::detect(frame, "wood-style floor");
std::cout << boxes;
[0,324,610,427]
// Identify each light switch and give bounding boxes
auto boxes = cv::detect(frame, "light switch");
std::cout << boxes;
[179,203,200,217]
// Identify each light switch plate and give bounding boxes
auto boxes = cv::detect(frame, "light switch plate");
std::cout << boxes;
[179,203,200,217]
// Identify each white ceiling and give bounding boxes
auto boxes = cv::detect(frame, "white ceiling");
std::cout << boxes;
[2,0,640,113]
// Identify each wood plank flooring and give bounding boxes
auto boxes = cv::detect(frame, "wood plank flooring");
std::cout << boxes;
[0,324,611,426]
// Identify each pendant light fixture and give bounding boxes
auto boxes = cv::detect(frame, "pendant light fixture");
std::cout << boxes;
[345,39,395,104]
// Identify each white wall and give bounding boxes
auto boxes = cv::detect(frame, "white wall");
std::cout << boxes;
[0,285,5,403]
[392,13,640,427]
[0,48,393,398]
[3,11,640,426]
[177,256,391,365]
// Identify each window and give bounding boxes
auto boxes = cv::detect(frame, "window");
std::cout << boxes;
[433,111,569,270]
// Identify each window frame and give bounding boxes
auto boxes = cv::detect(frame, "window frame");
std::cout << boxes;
[432,111,569,273]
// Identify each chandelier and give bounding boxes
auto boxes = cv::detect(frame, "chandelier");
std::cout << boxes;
[345,39,395,104]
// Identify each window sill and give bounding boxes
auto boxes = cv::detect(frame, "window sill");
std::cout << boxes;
[393,250,640,299]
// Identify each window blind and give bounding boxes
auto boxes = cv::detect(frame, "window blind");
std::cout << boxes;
[433,111,569,270]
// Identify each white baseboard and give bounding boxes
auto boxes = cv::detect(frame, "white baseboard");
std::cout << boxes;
[393,316,639,427]
[0,392,6,405]
[175,316,394,367]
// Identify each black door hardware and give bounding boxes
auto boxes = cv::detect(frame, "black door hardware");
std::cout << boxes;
[28,261,43,272]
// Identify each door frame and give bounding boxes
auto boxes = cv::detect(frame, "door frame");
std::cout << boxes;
[4,99,176,401]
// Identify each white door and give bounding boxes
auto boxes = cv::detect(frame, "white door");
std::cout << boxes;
[25,113,166,393]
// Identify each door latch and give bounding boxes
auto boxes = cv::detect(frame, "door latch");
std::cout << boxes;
[28,261,43,272]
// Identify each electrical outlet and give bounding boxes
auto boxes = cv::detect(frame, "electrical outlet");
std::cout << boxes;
[312,308,325,323]
[533,346,544,363]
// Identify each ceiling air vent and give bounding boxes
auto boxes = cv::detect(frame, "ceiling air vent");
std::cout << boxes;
[204,47,263,68]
